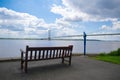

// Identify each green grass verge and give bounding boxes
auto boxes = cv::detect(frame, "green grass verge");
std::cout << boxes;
[95,56,120,64]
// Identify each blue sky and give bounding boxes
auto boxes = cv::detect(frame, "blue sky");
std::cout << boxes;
[0,0,120,40]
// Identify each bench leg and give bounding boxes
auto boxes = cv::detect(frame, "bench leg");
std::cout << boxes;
[25,61,28,73]
[62,58,64,63]
[69,56,71,66]
[21,60,24,69]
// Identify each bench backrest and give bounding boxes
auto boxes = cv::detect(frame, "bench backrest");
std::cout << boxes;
[25,45,73,60]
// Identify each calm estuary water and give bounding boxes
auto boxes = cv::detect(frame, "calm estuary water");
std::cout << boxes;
[0,40,120,58]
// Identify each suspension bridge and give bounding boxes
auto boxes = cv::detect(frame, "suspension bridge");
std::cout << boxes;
[48,31,120,56]
[50,32,120,39]
[1,30,120,56]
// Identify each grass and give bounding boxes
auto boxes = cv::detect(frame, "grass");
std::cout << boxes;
[93,48,120,64]
[95,56,120,64]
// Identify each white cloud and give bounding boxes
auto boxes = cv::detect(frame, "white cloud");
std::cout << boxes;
[55,18,71,27]
[112,21,120,30]
[101,25,111,30]
[1,0,120,39]
[51,0,120,22]
[0,28,21,38]
[0,7,38,20]
[0,7,50,38]
[62,0,120,18]
[56,27,78,36]
[101,20,120,31]
[0,7,78,38]
[51,4,90,22]
[51,0,120,41]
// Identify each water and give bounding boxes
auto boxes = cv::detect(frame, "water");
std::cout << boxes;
[0,40,120,58]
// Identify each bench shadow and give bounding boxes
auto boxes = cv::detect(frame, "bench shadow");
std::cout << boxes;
[26,63,70,74]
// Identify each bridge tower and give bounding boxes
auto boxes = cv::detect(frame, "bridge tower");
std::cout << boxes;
[48,29,51,40]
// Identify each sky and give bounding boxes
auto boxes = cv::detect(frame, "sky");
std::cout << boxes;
[0,0,120,40]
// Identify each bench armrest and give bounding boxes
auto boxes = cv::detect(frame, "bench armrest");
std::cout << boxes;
[20,49,25,53]
[20,49,26,60]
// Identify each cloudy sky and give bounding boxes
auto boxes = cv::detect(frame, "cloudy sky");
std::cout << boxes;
[0,0,120,40]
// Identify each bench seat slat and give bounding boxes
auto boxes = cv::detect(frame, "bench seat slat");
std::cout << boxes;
[25,49,71,60]
[38,50,41,59]
[34,50,37,60]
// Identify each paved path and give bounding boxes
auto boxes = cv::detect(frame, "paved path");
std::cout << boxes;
[0,56,120,80]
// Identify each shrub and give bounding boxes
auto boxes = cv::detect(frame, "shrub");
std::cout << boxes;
[117,48,120,56]
[99,53,107,56]
[108,51,118,56]
[108,48,120,56]
[99,48,120,56]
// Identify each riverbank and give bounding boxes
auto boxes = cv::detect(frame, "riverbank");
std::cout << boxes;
[0,54,99,62]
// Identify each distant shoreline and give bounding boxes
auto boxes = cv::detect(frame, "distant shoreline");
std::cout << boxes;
[0,38,100,41]
[0,38,47,40]
[0,38,120,41]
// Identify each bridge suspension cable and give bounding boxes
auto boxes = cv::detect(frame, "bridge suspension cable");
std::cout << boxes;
[87,33,120,36]
[52,33,120,38]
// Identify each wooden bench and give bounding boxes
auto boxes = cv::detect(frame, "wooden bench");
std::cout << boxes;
[20,45,73,73]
